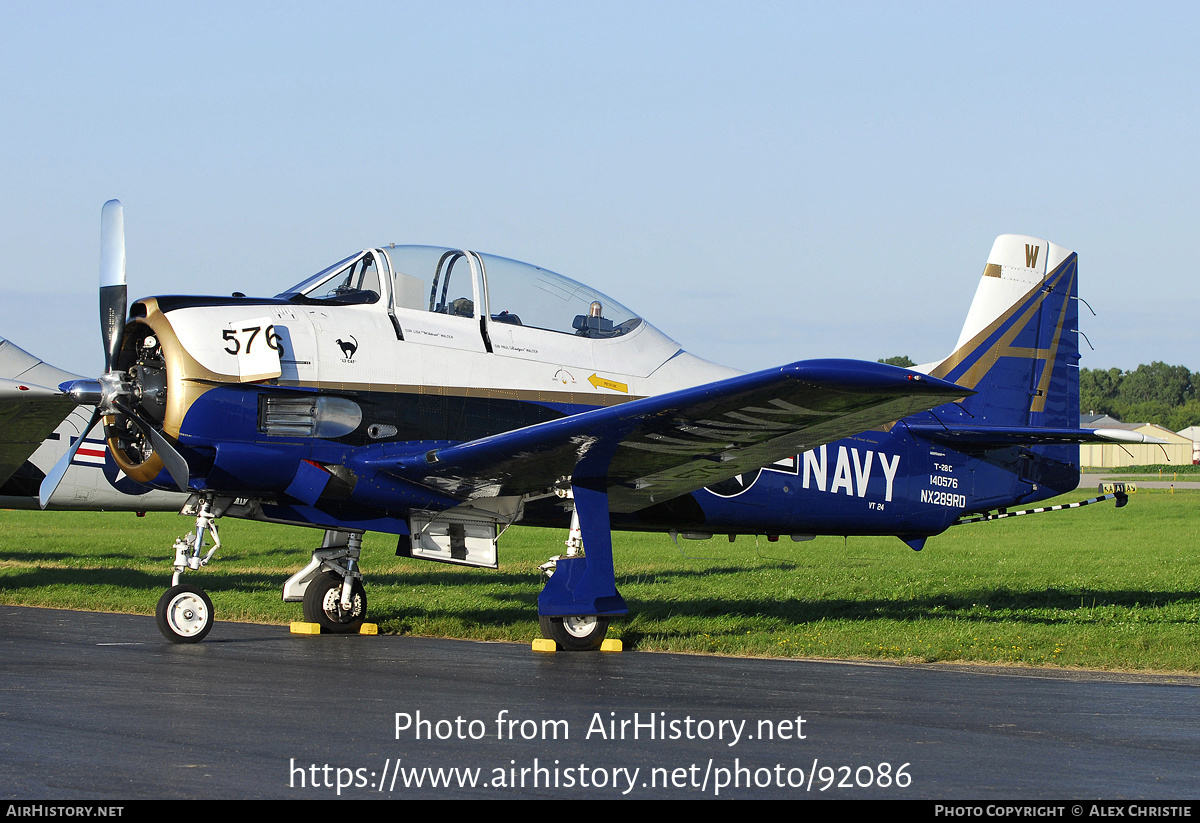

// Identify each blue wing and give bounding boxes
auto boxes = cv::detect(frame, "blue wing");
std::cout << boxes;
[349,359,970,513]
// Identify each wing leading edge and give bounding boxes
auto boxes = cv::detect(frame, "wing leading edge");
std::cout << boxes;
[351,359,971,513]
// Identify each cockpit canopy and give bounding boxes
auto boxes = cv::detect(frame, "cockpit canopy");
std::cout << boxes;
[278,245,642,339]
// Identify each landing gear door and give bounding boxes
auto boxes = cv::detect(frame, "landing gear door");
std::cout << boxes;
[402,513,499,568]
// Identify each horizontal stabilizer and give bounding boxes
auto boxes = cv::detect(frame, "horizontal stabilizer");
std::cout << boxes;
[357,359,970,513]
[905,423,1167,447]
[1089,428,1167,445]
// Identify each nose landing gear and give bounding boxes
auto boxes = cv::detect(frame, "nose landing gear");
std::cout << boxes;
[156,584,214,643]
[156,494,222,643]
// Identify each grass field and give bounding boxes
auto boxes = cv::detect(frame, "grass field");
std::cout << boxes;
[1,488,1197,672]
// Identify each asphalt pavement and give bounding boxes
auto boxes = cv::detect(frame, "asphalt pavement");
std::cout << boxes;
[2,606,1198,800]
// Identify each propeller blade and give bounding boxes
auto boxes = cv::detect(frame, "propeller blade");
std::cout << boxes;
[112,400,191,491]
[46,201,190,502]
[147,427,192,492]
[99,199,127,373]
[39,408,102,509]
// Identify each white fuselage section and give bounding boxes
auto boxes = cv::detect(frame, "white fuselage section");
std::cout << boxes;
[167,300,738,405]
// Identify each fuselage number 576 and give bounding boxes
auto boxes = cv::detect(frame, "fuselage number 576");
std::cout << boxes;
[222,324,283,356]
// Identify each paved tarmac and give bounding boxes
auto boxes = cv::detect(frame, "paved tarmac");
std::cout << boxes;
[2,606,1198,800]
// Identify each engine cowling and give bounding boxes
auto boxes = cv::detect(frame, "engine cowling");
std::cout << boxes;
[106,299,219,483]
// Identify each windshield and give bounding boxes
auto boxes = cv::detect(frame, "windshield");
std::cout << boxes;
[277,252,382,305]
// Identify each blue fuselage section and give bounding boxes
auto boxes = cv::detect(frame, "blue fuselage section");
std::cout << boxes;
[166,382,1078,542]
[655,426,1077,539]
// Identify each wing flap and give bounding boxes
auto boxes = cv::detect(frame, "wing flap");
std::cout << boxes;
[354,359,969,512]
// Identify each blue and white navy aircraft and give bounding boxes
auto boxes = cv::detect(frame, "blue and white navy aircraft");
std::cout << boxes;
[0,201,1154,647]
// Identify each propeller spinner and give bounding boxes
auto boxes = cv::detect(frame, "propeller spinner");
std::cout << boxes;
[38,201,190,508]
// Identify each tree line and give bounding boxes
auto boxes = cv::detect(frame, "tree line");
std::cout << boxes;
[1080,362,1198,431]
[879,358,1199,431]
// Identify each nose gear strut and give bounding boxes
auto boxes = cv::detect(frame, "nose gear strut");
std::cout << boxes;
[171,494,221,587]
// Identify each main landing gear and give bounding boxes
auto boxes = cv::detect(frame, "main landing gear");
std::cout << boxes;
[283,529,368,634]
[302,573,367,633]
[538,614,611,651]
[535,484,627,650]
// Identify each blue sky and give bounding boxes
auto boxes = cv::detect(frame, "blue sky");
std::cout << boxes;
[2,1,1196,377]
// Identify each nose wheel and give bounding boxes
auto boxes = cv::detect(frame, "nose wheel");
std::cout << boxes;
[156,584,214,643]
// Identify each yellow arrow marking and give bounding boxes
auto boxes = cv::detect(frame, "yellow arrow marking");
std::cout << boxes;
[588,373,628,393]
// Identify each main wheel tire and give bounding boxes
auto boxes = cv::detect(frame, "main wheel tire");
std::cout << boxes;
[156,584,214,644]
[302,573,367,633]
[539,614,610,651]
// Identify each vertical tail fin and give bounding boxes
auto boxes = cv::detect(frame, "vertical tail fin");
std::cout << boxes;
[929,235,1080,428]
